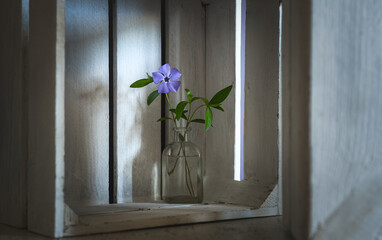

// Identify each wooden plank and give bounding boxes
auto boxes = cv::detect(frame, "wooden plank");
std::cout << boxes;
[63,203,279,236]
[64,0,109,206]
[312,166,382,240]
[204,0,236,203]
[0,0,28,228]
[204,0,280,208]
[244,0,279,186]
[165,0,206,170]
[281,0,312,239]
[1,216,293,240]
[115,0,161,203]
[309,0,382,237]
[28,0,66,237]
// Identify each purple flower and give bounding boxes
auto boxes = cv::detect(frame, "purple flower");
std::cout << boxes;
[152,63,182,94]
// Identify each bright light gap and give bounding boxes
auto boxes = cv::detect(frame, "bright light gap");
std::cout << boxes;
[234,0,246,181]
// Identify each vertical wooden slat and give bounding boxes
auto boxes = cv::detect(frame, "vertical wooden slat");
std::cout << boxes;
[64,0,110,206]
[116,0,161,202]
[28,0,66,237]
[310,0,382,237]
[281,0,312,239]
[205,0,280,208]
[166,0,206,174]
[244,0,279,186]
[0,0,28,228]
[204,0,236,203]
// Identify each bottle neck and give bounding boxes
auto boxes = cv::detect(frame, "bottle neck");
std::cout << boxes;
[173,127,191,142]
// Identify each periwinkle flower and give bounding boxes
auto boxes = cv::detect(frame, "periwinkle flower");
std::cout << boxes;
[152,63,182,94]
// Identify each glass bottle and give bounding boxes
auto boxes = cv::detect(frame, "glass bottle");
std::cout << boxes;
[162,127,203,203]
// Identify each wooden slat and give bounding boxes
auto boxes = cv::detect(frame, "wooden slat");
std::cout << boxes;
[204,0,236,203]
[64,0,110,206]
[28,0,66,237]
[64,203,278,236]
[115,0,161,202]
[309,0,382,237]
[204,0,280,208]
[244,0,279,186]
[165,0,206,165]
[281,0,312,239]
[0,0,28,228]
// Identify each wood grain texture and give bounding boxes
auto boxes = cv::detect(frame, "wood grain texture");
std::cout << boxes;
[65,0,110,206]
[1,216,293,240]
[63,203,278,236]
[115,0,161,203]
[204,0,280,208]
[310,0,382,237]
[281,0,312,239]
[244,0,280,194]
[204,0,236,203]
[165,0,206,165]
[28,0,66,237]
[0,0,28,228]
[312,166,382,240]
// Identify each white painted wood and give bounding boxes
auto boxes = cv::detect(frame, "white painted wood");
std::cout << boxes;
[65,204,79,226]
[312,166,382,240]
[64,0,110,206]
[0,0,28,228]
[204,0,280,208]
[281,0,292,231]
[116,0,161,203]
[1,216,293,240]
[245,0,279,187]
[204,0,236,203]
[165,0,206,167]
[63,203,279,236]
[310,0,382,237]
[28,0,66,237]
[280,1,312,239]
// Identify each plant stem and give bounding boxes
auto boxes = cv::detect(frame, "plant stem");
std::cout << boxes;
[186,104,205,128]
[165,93,178,128]
[167,146,182,175]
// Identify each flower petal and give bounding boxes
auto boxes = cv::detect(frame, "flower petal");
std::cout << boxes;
[169,68,182,81]
[152,72,164,84]
[158,63,171,77]
[158,82,170,94]
[167,81,181,93]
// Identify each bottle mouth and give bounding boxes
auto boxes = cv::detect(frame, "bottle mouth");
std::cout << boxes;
[173,127,191,132]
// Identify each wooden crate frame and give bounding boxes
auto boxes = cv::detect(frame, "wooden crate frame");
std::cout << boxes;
[28,0,282,237]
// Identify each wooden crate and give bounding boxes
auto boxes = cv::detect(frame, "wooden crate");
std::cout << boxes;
[26,0,281,237]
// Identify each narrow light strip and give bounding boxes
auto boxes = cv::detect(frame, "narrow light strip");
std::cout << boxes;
[234,0,246,181]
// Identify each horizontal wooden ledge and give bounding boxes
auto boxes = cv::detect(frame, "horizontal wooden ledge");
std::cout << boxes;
[64,202,279,236]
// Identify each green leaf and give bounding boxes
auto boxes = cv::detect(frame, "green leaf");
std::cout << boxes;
[205,107,213,131]
[130,78,153,88]
[146,73,153,81]
[181,113,188,121]
[209,103,221,107]
[185,89,193,102]
[212,106,224,112]
[170,108,187,114]
[209,85,233,105]
[175,101,189,121]
[157,117,172,122]
[191,97,209,105]
[191,119,205,124]
[147,90,160,106]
